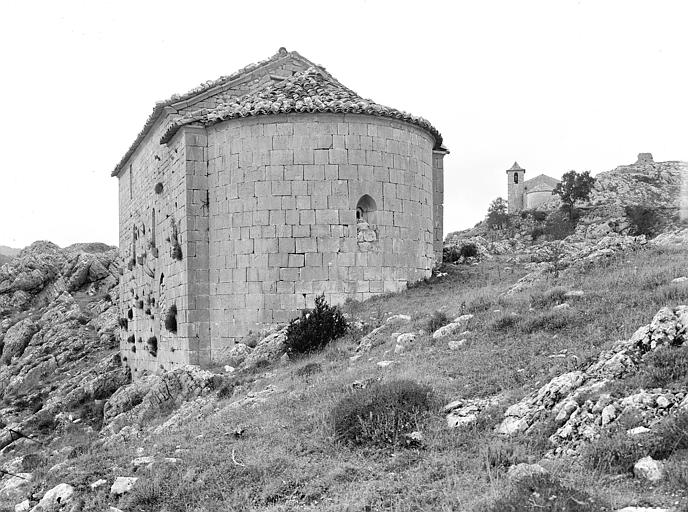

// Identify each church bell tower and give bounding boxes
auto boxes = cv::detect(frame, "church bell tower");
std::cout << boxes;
[506,161,526,213]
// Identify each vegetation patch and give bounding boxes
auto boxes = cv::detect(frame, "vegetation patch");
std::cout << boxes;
[329,379,432,447]
[425,310,450,333]
[285,294,347,355]
[530,286,568,308]
[625,205,661,238]
[480,473,607,512]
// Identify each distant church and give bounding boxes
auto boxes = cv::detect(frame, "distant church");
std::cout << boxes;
[506,162,560,213]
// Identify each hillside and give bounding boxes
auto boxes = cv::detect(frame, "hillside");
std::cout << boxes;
[0,231,685,510]
[0,156,687,510]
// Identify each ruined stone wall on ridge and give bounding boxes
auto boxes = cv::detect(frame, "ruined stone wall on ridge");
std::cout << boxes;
[205,113,437,355]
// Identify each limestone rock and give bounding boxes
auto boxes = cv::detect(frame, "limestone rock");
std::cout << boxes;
[671,276,687,284]
[633,456,665,483]
[1,319,38,365]
[377,360,394,368]
[448,339,466,350]
[31,483,74,512]
[14,500,30,512]
[506,463,548,482]
[386,314,411,325]
[242,328,288,369]
[110,477,137,496]
[615,508,669,512]
[224,343,252,367]
[396,333,416,344]
[432,315,473,340]
[0,473,32,503]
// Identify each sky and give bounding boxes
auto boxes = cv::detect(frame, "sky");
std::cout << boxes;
[0,0,686,248]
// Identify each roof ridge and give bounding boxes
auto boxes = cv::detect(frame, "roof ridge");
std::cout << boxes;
[159,65,442,148]
[112,48,305,176]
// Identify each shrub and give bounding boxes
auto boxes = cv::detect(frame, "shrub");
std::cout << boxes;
[459,242,479,259]
[147,336,158,357]
[650,409,688,459]
[541,210,579,240]
[625,205,661,238]
[532,210,548,222]
[295,362,322,378]
[329,379,432,447]
[118,317,128,329]
[425,311,450,334]
[127,334,135,344]
[489,313,519,331]
[530,286,568,308]
[136,300,144,309]
[482,473,606,512]
[285,294,347,355]
[165,304,178,333]
[665,454,688,490]
[443,245,461,264]
[608,345,688,395]
[480,439,528,471]
[582,429,647,473]
[127,308,133,320]
[518,310,575,334]
[154,182,164,194]
[131,345,137,353]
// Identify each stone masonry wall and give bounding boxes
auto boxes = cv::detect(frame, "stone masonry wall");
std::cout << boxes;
[204,113,437,355]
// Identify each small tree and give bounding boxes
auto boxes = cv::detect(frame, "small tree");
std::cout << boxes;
[486,197,509,230]
[552,171,596,219]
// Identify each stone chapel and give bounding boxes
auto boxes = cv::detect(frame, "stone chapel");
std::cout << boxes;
[506,162,560,213]
[111,48,447,374]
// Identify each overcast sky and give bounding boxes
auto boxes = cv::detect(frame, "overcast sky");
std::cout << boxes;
[1,0,686,248]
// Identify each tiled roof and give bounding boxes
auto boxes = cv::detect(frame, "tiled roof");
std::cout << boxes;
[525,173,560,188]
[112,48,299,176]
[160,66,443,148]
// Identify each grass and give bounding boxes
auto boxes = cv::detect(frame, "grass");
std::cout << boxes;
[30,244,688,511]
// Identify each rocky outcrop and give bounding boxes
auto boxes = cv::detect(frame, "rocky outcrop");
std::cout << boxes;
[0,241,126,458]
[496,306,688,455]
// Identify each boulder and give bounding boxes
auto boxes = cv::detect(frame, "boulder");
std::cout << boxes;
[110,477,138,496]
[506,463,548,482]
[448,339,466,350]
[633,456,665,483]
[30,483,74,512]
[1,319,38,365]
[396,333,416,344]
[14,500,30,512]
[242,328,287,369]
[0,473,32,503]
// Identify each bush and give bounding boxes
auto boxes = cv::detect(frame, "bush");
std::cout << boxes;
[530,286,568,308]
[489,313,519,331]
[154,182,164,194]
[329,379,432,447]
[164,305,178,333]
[127,308,133,320]
[443,245,461,264]
[518,310,575,334]
[460,242,479,259]
[482,473,606,512]
[625,205,661,237]
[480,439,528,471]
[608,345,688,395]
[285,294,347,355]
[295,362,322,378]
[118,317,128,329]
[651,409,688,459]
[582,429,646,473]
[127,334,135,344]
[425,310,450,334]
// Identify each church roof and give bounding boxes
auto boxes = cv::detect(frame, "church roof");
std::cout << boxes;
[524,173,560,189]
[160,66,442,148]
[112,49,442,176]
[507,161,524,171]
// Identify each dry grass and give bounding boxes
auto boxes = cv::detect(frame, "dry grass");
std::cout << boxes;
[39,245,688,511]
